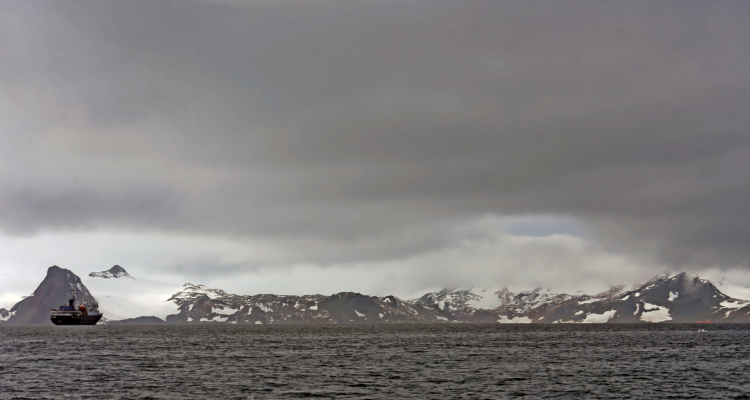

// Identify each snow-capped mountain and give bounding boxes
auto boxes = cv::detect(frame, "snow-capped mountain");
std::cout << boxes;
[414,272,750,324]
[4,267,750,324]
[2,266,99,325]
[89,265,133,279]
[165,283,453,324]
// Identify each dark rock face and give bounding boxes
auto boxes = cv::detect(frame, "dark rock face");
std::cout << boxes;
[3,266,98,325]
[165,284,452,324]
[108,316,164,325]
[89,265,132,279]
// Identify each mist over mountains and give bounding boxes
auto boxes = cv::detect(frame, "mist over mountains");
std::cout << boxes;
[3,265,750,325]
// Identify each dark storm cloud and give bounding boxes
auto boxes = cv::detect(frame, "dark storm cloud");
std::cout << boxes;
[2,0,750,267]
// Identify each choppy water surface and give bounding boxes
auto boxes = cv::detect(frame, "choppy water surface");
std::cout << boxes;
[1,324,749,399]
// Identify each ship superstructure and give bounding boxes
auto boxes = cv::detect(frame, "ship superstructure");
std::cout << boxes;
[50,289,103,325]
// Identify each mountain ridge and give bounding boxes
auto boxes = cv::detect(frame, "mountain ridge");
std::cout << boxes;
[3,268,750,324]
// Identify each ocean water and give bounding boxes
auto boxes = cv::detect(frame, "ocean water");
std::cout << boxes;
[1,324,749,399]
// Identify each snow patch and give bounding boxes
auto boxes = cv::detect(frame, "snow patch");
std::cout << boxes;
[309,305,318,311]
[640,302,671,323]
[621,295,630,301]
[258,304,273,312]
[575,310,583,315]
[720,300,746,309]
[354,310,365,317]
[668,292,678,301]
[379,313,384,319]
[582,309,617,323]
[212,307,239,315]
[497,315,533,323]
[634,292,640,297]
[577,299,597,305]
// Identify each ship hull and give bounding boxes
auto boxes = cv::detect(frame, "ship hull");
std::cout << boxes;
[50,314,103,325]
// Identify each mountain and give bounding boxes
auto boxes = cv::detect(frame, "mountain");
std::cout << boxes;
[412,286,618,323]
[2,266,99,325]
[414,272,750,324]
[4,267,750,324]
[165,283,453,324]
[159,273,750,324]
[89,265,132,279]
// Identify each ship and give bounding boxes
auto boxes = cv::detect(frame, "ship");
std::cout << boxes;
[50,289,103,325]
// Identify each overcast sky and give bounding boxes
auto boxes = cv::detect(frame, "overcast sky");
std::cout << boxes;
[2,0,750,308]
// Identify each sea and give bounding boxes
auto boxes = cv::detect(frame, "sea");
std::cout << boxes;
[1,324,749,399]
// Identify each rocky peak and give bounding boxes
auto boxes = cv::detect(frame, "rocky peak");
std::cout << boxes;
[89,265,132,279]
[3,266,98,325]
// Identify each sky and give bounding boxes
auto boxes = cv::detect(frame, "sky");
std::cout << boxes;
[2,1,750,310]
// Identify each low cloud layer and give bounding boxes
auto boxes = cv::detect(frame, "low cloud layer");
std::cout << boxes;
[2,0,750,290]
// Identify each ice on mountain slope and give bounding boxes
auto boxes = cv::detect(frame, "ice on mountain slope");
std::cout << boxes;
[582,309,617,323]
[719,300,747,310]
[640,302,671,323]
[711,277,750,301]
